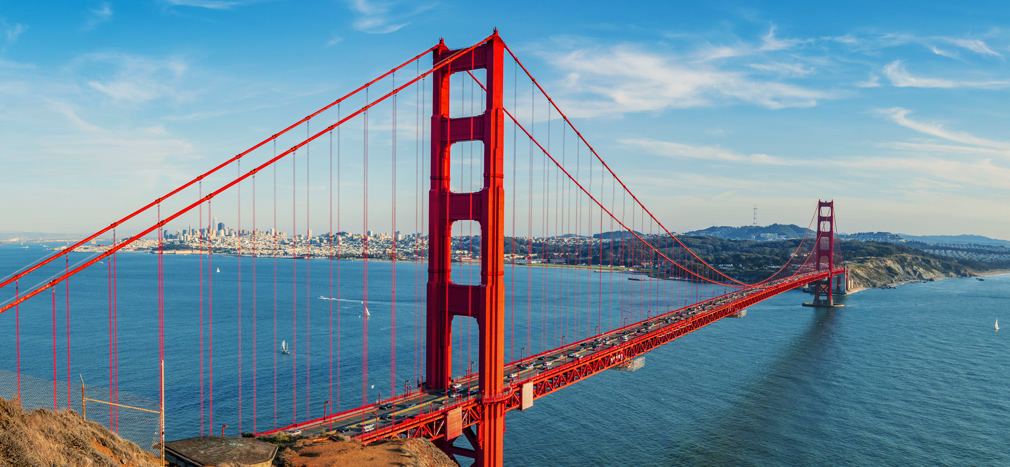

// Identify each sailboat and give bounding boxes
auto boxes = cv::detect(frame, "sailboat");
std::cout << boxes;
[281,340,291,355]
[363,304,371,318]
[216,267,220,273]
[996,319,1000,332]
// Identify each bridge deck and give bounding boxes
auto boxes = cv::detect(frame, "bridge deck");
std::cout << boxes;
[255,269,842,443]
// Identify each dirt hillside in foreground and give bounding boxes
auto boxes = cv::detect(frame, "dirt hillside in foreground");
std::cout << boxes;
[0,395,161,467]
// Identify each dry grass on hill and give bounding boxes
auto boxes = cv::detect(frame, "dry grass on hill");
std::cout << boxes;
[0,395,161,467]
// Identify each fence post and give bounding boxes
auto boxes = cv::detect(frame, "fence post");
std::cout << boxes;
[80,374,87,421]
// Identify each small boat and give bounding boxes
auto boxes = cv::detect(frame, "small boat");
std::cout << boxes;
[216,267,221,273]
[997,319,1000,332]
[281,340,291,355]
[363,305,371,318]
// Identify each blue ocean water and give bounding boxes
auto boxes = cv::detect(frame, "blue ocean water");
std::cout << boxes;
[1,243,1008,465]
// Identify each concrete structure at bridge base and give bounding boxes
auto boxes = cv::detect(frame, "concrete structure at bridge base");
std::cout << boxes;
[163,436,277,467]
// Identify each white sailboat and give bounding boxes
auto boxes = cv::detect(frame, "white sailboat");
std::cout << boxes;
[281,340,291,354]
[216,267,221,273]
[996,319,1000,331]
[363,303,371,318]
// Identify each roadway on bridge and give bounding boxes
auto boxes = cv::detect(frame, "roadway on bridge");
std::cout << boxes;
[258,272,830,440]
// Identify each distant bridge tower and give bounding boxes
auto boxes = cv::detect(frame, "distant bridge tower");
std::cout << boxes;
[426,33,507,466]
[804,200,845,307]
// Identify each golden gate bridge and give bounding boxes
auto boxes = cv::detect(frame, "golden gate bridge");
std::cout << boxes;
[0,32,846,466]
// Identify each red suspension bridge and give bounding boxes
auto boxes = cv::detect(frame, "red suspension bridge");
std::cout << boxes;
[0,32,846,466]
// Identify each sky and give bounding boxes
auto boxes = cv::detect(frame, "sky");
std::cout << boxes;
[1,0,1009,239]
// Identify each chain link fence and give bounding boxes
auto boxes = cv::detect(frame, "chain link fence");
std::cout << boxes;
[0,369,162,455]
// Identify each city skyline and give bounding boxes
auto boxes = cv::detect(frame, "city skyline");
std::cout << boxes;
[1,1,1009,239]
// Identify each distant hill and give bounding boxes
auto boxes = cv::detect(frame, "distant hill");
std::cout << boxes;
[683,223,810,241]
[898,234,1010,247]
[591,230,644,240]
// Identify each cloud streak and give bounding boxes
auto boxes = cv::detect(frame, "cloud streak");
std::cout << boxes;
[621,138,795,165]
[3,20,27,43]
[878,107,1010,151]
[348,0,430,34]
[545,45,830,117]
[72,53,191,103]
[163,0,240,9]
[84,3,113,30]
[883,60,1009,88]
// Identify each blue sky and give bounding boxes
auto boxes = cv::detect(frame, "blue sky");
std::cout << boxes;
[1,1,1009,238]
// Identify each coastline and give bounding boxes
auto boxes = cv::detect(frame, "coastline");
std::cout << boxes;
[845,269,1009,294]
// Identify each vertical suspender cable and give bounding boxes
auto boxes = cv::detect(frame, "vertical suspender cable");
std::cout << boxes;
[238,161,243,432]
[273,147,278,430]
[414,61,421,385]
[52,287,56,409]
[391,73,398,400]
[113,230,119,432]
[329,129,334,419]
[207,207,213,432]
[510,59,517,363]
[15,280,19,402]
[305,122,311,419]
[292,146,297,425]
[65,253,70,408]
[199,183,205,435]
[252,172,258,433]
[336,103,342,413]
[158,204,165,433]
[363,87,370,406]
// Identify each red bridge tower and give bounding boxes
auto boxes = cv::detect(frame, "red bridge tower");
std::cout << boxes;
[804,200,845,307]
[426,33,507,466]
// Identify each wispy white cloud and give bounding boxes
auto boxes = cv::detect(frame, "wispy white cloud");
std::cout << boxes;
[759,26,807,51]
[163,0,240,9]
[944,38,1000,57]
[833,156,1010,190]
[883,60,1010,88]
[749,62,814,77]
[326,35,343,47]
[856,73,880,88]
[621,138,795,165]
[3,21,27,43]
[545,45,830,116]
[48,101,104,132]
[348,0,431,34]
[930,46,957,58]
[695,26,806,62]
[72,53,191,103]
[877,107,1010,151]
[0,58,35,69]
[85,3,114,30]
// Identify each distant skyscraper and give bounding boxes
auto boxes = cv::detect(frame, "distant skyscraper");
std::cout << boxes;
[218,222,225,232]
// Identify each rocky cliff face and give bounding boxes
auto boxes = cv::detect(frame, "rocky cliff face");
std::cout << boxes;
[846,254,975,290]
